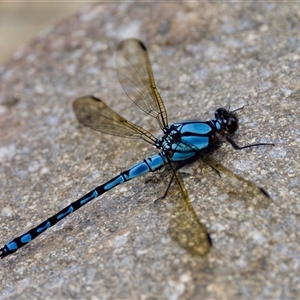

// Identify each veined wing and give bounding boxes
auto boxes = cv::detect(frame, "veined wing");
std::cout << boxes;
[168,169,211,256]
[73,96,157,145]
[167,151,270,255]
[203,155,272,209]
[172,137,271,208]
[117,39,168,130]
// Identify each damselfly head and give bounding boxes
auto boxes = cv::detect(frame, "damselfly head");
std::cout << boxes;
[215,108,239,134]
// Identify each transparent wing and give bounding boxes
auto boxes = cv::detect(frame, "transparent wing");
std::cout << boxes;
[173,138,272,208]
[203,155,272,209]
[73,96,157,145]
[167,153,270,256]
[166,139,271,255]
[168,169,211,256]
[117,38,168,130]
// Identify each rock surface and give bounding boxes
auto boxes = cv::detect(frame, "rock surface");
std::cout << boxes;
[0,2,299,299]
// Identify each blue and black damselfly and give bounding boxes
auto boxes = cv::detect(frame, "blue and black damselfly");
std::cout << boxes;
[0,39,274,258]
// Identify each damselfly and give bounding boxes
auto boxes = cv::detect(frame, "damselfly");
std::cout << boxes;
[0,39,274,258]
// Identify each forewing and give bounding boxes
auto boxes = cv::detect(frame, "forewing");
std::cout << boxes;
[117,38,168,129]
[73,96,157,145]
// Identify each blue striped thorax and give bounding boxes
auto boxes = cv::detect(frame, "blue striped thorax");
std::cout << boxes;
[155,107,240,162]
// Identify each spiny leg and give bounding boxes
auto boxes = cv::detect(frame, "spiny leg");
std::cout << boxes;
[154,163,176,203]
[155,152,222,203]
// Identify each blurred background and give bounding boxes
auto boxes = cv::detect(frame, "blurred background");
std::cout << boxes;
[0,2,86,65]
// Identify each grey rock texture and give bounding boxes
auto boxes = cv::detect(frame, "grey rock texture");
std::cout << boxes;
[0,2,299,299]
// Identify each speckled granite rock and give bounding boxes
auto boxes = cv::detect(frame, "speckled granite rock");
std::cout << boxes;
[0,2,299,299]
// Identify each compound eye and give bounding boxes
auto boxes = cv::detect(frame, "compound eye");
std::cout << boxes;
[227,117,238,133]
[215,108,227,120]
